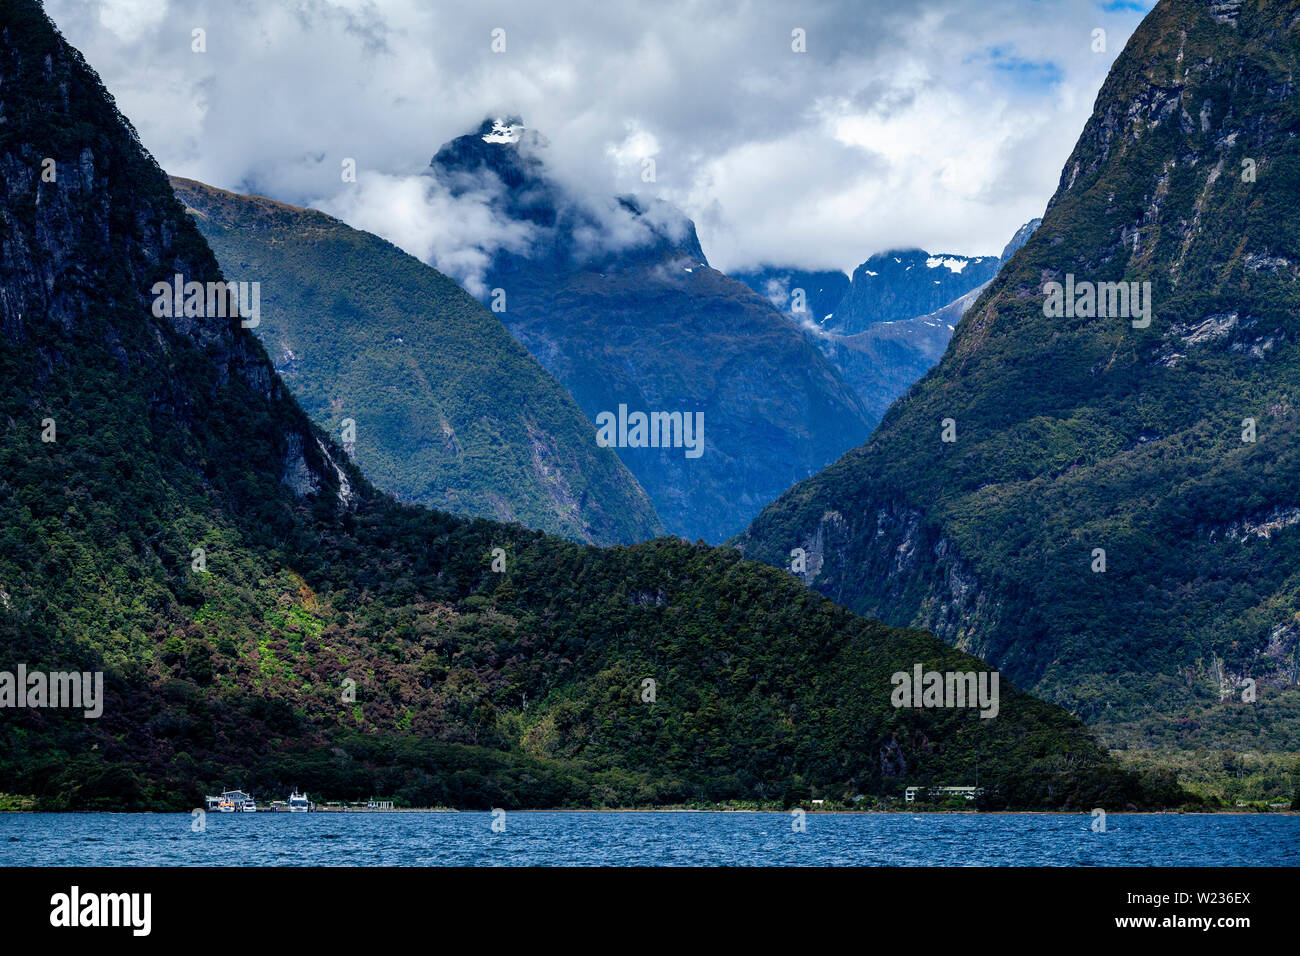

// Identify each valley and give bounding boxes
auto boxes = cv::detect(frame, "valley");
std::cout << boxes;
[1,0,1295,821]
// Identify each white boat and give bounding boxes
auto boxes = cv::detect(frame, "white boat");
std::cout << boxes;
[242,799,257,813]
[288,790,310,812]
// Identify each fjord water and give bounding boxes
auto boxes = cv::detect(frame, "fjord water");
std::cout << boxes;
[2,813,1295,866]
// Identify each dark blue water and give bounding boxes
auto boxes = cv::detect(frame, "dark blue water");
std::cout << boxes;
[1,812,1295,866]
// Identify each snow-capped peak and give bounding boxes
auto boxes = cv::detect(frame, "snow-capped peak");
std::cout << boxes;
[482,121,524,144]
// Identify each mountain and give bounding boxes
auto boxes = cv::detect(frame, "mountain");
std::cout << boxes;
[736,223,1041,424]
[427,120,874,543]
[834,250,1001,335]
[169,177,662,546]
[729,267,851,328]
[735,223,1042,336]
[738,0,1300,790]
[0,0,1171,811]
[809,287,985,423]
[731,250,998,336]
[1000,217,1043,264]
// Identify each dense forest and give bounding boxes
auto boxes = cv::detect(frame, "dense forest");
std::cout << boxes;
[0,0,1184,811]
[737,0,1300,803]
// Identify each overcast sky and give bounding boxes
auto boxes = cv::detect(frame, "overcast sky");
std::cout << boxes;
[46,0,1156,277]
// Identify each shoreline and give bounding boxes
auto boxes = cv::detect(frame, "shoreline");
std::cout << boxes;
[1,808,1295,816]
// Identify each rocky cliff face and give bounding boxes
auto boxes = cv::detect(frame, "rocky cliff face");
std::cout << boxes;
[739,0,1300,748]
[0,11,341,505]
[794,500,1007,663]
[1000,218,1042,263]
[808,286,985,428]
[835,250,1001,335]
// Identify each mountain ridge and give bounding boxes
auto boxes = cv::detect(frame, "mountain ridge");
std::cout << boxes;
[170,174,664,546]
[735,222,1041,425]
[737,0,1300,786]
[0,0,1171,811]
[426,118,875,542]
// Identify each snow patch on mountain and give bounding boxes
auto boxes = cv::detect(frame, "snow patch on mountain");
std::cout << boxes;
[482,121,524,144]
[926,256,970,273]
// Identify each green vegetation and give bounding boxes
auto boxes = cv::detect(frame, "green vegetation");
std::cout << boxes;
[0,794,37,812]
[430,122,873,543]
[171,177,661,547]
[0,0,1181,811]
[1113,748,1299,808]
[738,0,1300,790]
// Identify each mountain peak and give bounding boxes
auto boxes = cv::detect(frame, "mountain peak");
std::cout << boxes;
[479,116,527,144]
[430,116,548,202]
[429,118,704,268]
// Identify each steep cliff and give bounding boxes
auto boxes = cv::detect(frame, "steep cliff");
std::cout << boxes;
[739,0,1300,756]
[0,1,1160,810]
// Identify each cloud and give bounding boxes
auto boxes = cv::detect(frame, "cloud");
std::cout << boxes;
[316,128,698,296]
[317,170,537,298]
[45,0,1157,275]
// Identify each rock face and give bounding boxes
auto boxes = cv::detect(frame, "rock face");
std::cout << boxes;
[835,250,1001,335]
[738,0,1300,747]
[733,249,1002,337]
[172,177,663,546]
[0,7,339,506]
[809,287,985,426]
[1000,218,1043,263]
[427,119,873,543]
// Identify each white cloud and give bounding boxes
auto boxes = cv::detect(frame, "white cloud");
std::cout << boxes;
[318,171,537,298]
[97,0,169,41]
[44,0,1157,275]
